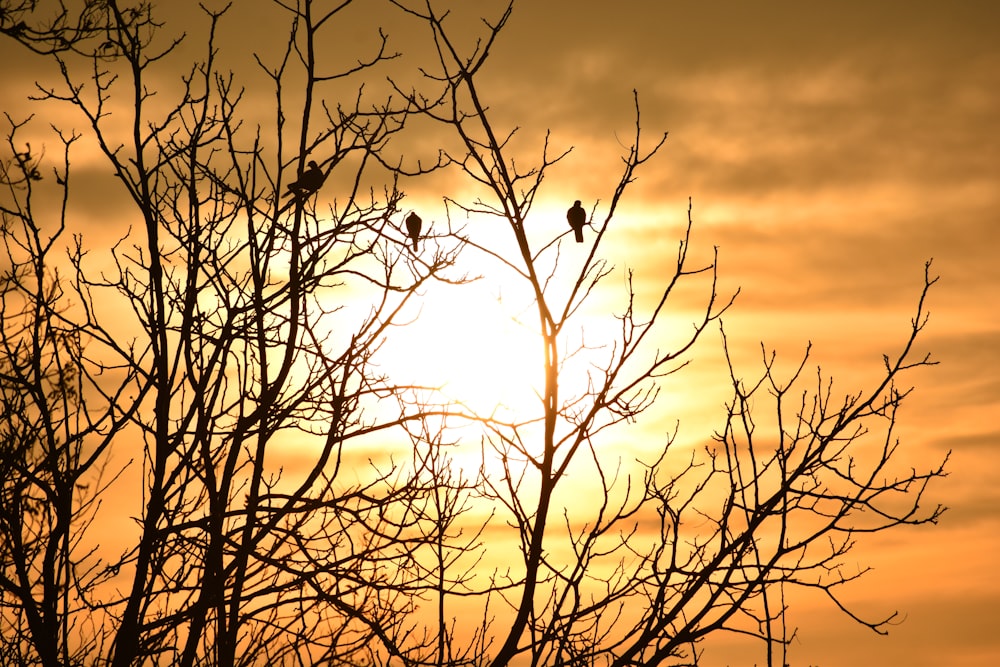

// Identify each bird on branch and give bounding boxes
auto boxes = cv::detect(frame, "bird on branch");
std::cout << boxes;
[284,160,325,199]
[405,211,422,251]
[277,159,329,215]
[567,199,586,243]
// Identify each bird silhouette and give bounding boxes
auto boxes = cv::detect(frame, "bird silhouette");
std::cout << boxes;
[284,160,325,198]
[567,200,586,243]
[405,211,422,251]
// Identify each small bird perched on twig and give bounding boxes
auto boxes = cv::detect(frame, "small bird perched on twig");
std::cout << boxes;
[567,200,586,243]
[284,160,325,198]
[405,211,422,251]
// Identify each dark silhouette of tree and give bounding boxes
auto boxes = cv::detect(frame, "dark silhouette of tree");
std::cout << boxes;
[0,117,121,667]
[0,1,947,667]
[388,2,947,666]
[2,2,462,665]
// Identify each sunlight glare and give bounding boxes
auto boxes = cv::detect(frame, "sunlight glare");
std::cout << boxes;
[383,280,544,421]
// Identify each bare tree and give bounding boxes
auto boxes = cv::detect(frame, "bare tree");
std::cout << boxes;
[0,1,946,667]
[1,1,469,665]
[0,113,127,667]
[387,3,948,666]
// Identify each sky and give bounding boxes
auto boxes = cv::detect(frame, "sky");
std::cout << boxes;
[2,1,998,665]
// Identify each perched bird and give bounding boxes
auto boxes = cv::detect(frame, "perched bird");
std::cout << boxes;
[284,160,325,198]
[567,200,586,243]
[405,211,422,251]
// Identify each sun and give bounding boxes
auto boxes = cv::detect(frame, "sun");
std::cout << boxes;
[384,279,544,421]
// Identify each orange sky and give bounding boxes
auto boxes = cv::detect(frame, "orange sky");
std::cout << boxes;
[2,1,997,665]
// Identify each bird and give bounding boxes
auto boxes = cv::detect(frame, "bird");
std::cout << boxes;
[567,200,586,243]
[284,160,325,198]
[405,211,422,251]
